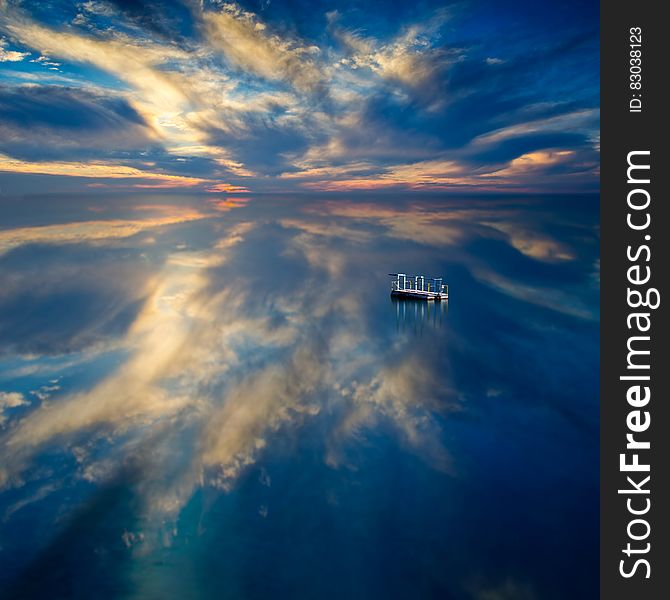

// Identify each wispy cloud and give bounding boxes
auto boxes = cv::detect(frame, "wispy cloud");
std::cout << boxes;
[0,153,247,191]
[0,36,28,61]
[0,0,598,192]
[202,3,324,92]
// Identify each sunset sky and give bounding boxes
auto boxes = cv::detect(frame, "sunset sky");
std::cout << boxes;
[0,0,598,195]
[0,3,600,597]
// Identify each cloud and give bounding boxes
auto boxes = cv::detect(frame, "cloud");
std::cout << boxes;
[284,102,441,168]
[202,3,324,93]
[0,36,29,62]
[0,84,156,160]
[89,0,193,40]
[286,141,597,191]
[333,11,453,103]
[3,17,192,110]
[1,14,207,150]
[0,1,599,192]
[471,109,599,147]
[1,7,319,183]
[0,153,246,190]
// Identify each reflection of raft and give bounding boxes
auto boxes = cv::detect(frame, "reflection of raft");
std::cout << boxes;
[389,273,448,301]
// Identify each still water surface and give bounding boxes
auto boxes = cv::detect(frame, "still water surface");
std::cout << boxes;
[0,193,598,599]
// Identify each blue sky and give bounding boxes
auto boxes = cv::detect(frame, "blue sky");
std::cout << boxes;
[0,0,598,194]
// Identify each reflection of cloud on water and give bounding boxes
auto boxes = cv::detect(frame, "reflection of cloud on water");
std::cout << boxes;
[0,191,599,586]
[302,198,598,320]
[0,244,156,356]
[305,199,580,263]
[470,267,595,320]
[326,356,454,473]
[0,391,29,426]
[0,208,208,255]
[0,217,456,523]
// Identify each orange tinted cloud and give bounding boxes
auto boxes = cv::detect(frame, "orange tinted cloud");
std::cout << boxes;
[0,154,247,191]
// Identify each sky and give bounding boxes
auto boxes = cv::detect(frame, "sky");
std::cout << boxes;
[0,0,599,195]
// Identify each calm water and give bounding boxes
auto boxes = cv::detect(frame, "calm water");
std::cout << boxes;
[0,193,599,599]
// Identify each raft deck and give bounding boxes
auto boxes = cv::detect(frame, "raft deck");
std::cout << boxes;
[389,273,448,301]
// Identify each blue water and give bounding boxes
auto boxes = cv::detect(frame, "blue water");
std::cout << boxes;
[0,193,598,599]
